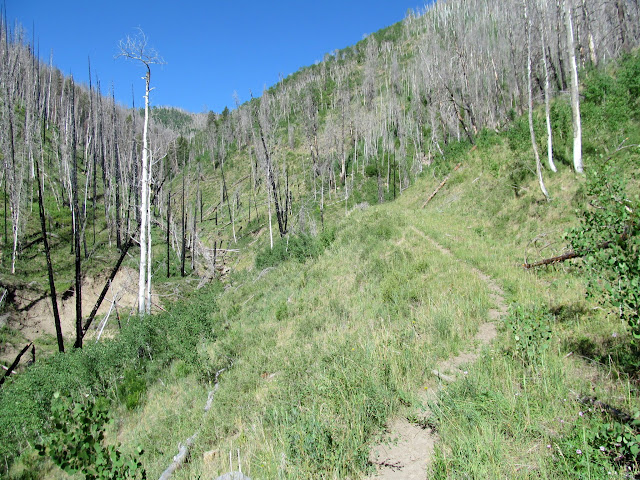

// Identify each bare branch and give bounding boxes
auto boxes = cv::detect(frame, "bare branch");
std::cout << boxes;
[115,27,165,69]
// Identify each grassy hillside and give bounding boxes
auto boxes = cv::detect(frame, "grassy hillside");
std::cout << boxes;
[2,50,639,479]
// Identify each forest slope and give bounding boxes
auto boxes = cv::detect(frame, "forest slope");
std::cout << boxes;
[0,1,640,478]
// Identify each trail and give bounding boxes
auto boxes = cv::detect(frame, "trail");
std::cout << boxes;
[367,226,507,479]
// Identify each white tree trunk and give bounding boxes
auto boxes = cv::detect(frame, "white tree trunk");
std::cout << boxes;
[540,7,558,173]
[138,69,150,314]
[525,0,551,201]
[564,0,583,173]
[145,152,152,315]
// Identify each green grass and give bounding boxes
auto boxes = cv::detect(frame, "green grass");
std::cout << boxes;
[3,44,640,480]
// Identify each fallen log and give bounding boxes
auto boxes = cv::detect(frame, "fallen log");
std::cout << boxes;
[0,342,33,387]
[422,163,462,208]
[158,433,198,480]
[523,230,631,269]
[522,249,581,269]
[158,366,229,479]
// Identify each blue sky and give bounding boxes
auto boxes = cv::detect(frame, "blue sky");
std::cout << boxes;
[9,1,426,113]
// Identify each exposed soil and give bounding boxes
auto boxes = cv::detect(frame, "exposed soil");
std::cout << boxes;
[367,227,507,479]
[1,266,143,362]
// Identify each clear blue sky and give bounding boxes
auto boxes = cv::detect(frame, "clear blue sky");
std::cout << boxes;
[9,1,426,113]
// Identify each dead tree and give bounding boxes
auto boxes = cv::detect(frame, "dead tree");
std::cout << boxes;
[117,29,165,314]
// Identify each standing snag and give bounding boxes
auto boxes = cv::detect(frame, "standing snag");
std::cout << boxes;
[117,28,165,315]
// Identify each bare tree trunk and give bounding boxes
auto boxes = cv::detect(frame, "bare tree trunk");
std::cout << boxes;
[118,31,164,314]
[181,172,186,276]
[112,91,122,249]
[138,68,151,313]
[540,11,558,173]
[267,187,273,250]
[525,0,551,201]
[36,148,64,353]
[145,152,152,315]
[166,189,171,277]
[70,79,83,349]
[564,0,583,173]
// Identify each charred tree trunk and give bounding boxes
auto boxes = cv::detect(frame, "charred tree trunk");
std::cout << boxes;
[36,151,64,353]
[70,79,83,349]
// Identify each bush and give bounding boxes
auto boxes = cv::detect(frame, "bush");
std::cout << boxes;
[36,392,145,479]
[364,164,379,177]
[255,230,335,270]
[0,284,222,473]
[554,405,640,478]
[117,369,147,410]
[505,303,553,368]
[566,163,640,343]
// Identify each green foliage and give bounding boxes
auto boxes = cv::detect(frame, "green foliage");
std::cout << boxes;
[555,407,640,478]
[255,229,335,269]
[364,163,379,177]
[506,116,531,153]
[582,52,640,132]
[0,285,221,470]
[117,369,147,410]
[36,392,145,479]
[505,303,553,367]
[567,163,640,342]
[147,106,193,131]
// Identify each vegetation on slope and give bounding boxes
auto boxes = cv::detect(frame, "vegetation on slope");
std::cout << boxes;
[1,47,639,479]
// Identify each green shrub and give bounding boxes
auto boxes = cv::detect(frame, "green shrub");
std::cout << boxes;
[255,230,334,270]
[364,163,379,177]
[117,369,147,410]
[505,303,553,367]
[0,284,221,472]
[36,392,145,479]
[566,163,640,343]
[554,406,640,478]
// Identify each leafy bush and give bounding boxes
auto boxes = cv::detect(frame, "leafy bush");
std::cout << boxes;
[505,303,553,367]
[364,163,379,177]
[117,369,147,410]
[566,163,640,342]
[554,405,640,478]
[36,392,145,479]
[255,229,335,270]
[0,284,221,472]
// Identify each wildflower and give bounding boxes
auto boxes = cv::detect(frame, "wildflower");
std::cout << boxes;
[576,449,582,455]
[600,446,606,452]
[579,411,584,417]
[612,332,618,338]
[546,444,551,449]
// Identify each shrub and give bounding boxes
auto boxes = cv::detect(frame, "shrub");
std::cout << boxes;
[255,230,335,270]
[0,284,221,472]
[117,369,147,410]
[554,405,640,478]
[566,163,640,343]
[505,303,553,367]
[364,164,379,177]
[36,392,145,479]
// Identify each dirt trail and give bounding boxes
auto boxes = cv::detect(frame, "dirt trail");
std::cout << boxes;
[367,227,507,479]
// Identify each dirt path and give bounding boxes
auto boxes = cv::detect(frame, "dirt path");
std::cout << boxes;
[367,227,507,479]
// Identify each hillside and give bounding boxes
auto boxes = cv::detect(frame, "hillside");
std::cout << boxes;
[1,0,640,478]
